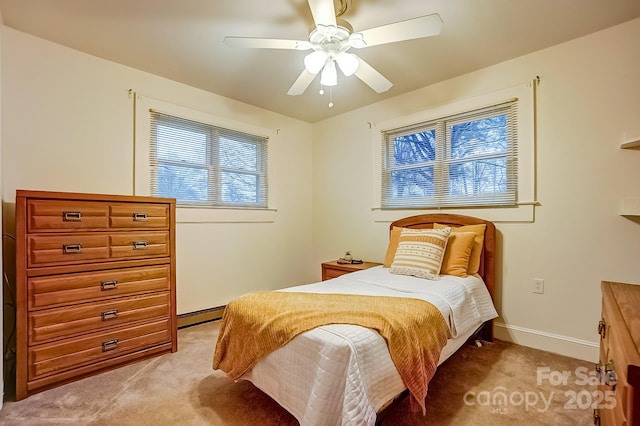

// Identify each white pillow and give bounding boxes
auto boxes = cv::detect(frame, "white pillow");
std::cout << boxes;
[389,227,451,280]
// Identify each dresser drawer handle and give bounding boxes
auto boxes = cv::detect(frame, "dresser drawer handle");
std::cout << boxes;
[133,212,148,222]
[62,211,82,222]
[133,241,148,250]
[100,280,118,291]
[597,320,606,339]
[63,244,82,254]
[595,363,606,387]
[604,364,617,391]
[102,339,119,352]
[101,309,119,321]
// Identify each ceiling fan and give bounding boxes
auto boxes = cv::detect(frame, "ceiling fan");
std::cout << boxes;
[223,0,443,97]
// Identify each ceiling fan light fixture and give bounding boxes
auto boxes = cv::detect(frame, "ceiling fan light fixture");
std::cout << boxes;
[348,32,367,49]
[304,50,328,74]
[224,1,444,99]
[320,60,337,86]
[335,52,359,76]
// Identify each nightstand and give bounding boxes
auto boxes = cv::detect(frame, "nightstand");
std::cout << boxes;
[321,260,383,281]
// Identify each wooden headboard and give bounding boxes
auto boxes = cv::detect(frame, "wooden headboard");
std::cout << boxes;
[389,213,496,340]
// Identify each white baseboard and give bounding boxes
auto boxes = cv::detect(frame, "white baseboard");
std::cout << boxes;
[493,322,599,362]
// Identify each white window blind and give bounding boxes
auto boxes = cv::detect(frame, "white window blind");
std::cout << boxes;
[150,111,268,208]
[381,100,518,209]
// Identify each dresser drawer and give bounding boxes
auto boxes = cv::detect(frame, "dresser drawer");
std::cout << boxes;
[29,292,171,345]
[28,234,110,267]
[110,204,169,230]
[28,318,171,380]
[28,200,109,232]
[29,265,171,310]
[27,231,170,267]
[607,326,631,415]
[110,232,170,259]
[598,380,627,426]
[598,407,616,426]
[603,298,633,387]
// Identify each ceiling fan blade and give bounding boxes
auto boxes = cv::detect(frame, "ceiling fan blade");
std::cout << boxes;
[287,69,318,96]
[224,36,311,50]
[353,55,393,93]
[356,13,443,48]
[308,0,337,27]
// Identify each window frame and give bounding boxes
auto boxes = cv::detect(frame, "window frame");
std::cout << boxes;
[134,94,276,223]
[149,111,269,209]
[382,102,517,209]
[372,82,536,223]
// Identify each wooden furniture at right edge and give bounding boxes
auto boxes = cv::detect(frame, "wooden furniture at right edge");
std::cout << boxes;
[596,281,640,426]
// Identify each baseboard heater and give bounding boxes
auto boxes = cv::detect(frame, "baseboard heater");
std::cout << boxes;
[177,305,226,329]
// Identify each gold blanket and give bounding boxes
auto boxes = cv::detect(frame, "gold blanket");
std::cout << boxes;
[212,291,451,413]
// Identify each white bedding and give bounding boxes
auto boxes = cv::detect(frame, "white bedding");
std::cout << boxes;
[242,266,498,426]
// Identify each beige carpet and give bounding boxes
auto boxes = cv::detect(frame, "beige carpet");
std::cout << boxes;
[0,321,597,425]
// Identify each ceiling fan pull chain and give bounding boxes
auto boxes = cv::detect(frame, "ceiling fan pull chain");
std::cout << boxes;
[328,87,334,108]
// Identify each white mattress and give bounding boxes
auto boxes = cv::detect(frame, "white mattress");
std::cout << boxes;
[242,266,498,426]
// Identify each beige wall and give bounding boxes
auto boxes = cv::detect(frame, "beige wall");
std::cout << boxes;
[2,16,640,364]
[0,28,316,315]
[311,18,640,361]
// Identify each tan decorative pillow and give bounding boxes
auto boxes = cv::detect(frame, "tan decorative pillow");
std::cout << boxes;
[439,232,476,277]
[434,223,486,275]
[383,226,404,268]
[389,227,451,280]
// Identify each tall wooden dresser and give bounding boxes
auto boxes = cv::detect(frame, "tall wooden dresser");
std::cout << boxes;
[15,190,177,400]
[597,281,640,426]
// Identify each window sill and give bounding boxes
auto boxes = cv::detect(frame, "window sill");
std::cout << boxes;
[176,206,277,223]
[371,203,535,223]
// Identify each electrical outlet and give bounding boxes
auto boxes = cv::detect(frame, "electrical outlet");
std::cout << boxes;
[533,278,544,294]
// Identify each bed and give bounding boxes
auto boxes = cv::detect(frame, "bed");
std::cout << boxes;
[213,213,498,425]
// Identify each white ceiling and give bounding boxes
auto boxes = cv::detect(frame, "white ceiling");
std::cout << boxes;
[2,0,640,123]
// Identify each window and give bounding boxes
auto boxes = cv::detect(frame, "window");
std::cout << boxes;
[150,111,268,208]
[381,100,518,208]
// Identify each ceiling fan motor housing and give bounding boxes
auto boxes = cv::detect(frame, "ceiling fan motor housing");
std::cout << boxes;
[309,24,353,55]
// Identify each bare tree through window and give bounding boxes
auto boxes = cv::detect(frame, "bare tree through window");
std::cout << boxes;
[382,101,517,208]
[150,112,268,208]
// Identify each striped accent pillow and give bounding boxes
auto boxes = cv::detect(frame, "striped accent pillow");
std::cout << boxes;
[389,227,451,280]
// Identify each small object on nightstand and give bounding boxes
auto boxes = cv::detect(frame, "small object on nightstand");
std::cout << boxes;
[337,250,362,264]
[336,257,363,264]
